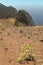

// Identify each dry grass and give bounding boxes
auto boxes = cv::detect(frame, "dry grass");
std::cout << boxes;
[0,18,43,65]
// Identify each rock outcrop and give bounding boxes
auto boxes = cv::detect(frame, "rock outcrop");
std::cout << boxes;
[15,10,35,26]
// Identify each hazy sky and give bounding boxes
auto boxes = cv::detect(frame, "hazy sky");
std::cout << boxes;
[0,0,43,9]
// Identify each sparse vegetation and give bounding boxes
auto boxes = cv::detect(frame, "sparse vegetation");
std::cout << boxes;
[0,22,43,65]
[15,20,20,26]
[18,44,36,64]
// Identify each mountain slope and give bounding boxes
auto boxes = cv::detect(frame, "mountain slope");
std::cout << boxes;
[0,3,17,18]
[0,3,35,26]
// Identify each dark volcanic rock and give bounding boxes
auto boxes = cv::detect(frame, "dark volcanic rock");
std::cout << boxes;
[15,10,35,26]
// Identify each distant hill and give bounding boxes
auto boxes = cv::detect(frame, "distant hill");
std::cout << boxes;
[0,3,17,18]
[0,3,35,26]
[15,10,35,26]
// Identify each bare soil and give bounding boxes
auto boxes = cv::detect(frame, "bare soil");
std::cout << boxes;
[0,19,43,65]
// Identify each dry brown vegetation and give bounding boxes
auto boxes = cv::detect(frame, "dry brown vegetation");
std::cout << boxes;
[0,19,43,65]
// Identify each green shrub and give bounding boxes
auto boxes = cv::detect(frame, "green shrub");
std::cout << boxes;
[15,20,26,26]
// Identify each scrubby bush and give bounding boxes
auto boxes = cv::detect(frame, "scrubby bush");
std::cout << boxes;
[17,44,36,63]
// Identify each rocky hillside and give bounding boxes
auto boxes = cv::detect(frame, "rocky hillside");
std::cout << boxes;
[15,10,35,26]
[0,3,35,26]
[0,3,17,18]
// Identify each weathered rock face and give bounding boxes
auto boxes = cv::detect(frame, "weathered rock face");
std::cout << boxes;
[15,10,35,26]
